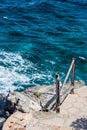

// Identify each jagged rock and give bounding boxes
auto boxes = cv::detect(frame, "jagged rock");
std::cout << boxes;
[0,117,6,130]
[5,92,41,114]
[0,94,6,116]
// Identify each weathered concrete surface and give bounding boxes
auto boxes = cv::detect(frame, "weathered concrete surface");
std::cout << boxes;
[24,80,84,111]
[2,86,87,130]
[2,111,35,130]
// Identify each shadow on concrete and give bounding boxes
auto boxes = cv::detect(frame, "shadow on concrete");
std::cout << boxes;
[70,118,87,130]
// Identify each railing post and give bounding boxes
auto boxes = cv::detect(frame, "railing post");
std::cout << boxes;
[56,74,60,113]
[71,58,75,94]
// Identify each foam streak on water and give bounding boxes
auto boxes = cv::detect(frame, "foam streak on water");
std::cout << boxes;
[0,0,87,93]
[0,51,54,93]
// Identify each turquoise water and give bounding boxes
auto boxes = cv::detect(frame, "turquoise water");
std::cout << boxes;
[0,0,87,93]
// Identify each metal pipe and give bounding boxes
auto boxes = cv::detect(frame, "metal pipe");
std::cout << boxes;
[62,58,75,87]
[56,74,60,113]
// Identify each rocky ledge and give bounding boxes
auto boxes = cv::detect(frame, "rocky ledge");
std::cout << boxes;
[0,80,85,129]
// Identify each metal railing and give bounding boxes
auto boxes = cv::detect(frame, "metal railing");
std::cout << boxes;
[55,58,76,113]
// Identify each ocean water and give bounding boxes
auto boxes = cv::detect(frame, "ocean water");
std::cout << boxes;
[0,0,87,93]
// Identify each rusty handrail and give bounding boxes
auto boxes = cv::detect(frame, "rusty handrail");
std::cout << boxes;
[55,74,60,113]
[62,58,75,88]
[55,58,76,112]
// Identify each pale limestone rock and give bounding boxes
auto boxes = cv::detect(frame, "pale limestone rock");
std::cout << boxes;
[6,92,41,114]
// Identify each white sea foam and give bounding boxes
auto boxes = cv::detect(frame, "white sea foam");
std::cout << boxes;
[0,51,54,93]
[79,56,86,60]
[3,16,8,19]
[0,51,32,93]
[45,60,55,65]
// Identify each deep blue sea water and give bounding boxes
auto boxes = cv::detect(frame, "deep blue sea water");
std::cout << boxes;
[0,0,87,93]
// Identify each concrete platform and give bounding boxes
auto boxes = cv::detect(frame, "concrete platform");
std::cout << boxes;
[2,86,87,130]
